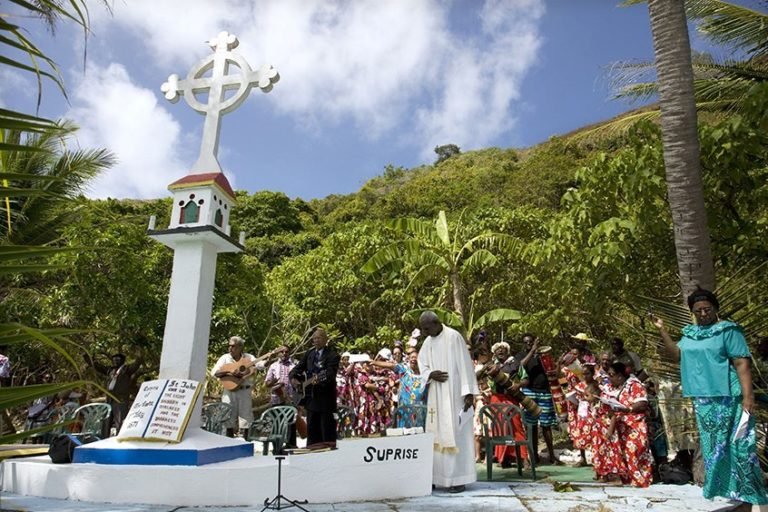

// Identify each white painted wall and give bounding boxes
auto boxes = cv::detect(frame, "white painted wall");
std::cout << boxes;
[2,434,434,506]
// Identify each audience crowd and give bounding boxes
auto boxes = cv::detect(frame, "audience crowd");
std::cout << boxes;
[18,290,768,510]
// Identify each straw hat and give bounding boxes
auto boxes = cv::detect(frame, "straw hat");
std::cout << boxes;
[571,333,594,342]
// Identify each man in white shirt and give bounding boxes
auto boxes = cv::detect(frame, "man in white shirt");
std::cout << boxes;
[211,336,266,437]
[418,311,479,493]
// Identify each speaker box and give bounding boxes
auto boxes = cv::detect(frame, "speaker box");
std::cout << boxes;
[48,433,100,464]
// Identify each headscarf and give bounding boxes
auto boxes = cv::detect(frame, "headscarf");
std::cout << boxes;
[687,287,719,311]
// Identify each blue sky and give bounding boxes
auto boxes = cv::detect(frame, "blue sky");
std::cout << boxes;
[0,1,721,201]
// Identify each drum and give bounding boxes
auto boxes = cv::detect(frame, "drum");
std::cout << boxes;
[538,346,554,372]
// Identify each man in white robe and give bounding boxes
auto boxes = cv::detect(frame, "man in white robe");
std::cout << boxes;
[418,311,479,493]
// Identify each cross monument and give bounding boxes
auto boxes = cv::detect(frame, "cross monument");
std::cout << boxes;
[73,33,279,466]
[161,31,279,173]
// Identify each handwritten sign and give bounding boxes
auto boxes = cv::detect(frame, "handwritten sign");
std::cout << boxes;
[117,379,201,443]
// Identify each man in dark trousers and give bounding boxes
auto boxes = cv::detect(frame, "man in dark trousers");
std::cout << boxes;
[515,333,560,465]
[290,328,340,447]
[92,353,140,436]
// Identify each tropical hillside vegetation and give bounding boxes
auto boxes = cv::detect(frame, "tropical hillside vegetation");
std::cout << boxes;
[1,0,767,413]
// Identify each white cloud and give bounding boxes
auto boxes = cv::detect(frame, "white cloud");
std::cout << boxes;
[0,68,36,109]
[66,63,190,199]
[415,0,546,159]
[87,0,545,164]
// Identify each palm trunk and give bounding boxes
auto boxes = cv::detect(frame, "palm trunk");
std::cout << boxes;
[647,0,715,297]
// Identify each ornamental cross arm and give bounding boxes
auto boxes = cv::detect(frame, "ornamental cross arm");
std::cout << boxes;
[159,31,280,174]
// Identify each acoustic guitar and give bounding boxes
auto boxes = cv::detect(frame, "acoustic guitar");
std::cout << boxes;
[294,369,328,405]
[218,349,278,391]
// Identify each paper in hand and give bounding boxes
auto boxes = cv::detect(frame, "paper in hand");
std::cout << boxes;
[348,354,370,363]
[599,396,629,411]
[732,409,750,441]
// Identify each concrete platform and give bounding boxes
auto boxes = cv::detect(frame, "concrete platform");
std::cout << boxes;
[0,480,741,511]
[72,428,253,465]
[1,433,433,507]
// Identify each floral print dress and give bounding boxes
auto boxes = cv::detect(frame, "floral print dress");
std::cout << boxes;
[350,364,396,435]
[591,381,624,480]
[614,376,653,487]
[393,362,426,427]
[562,367,591,450]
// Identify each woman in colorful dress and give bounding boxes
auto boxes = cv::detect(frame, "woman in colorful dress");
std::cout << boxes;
[372,350,425,427]
[560,346,594,467]
[564,359,599,467]
[348,360,379,436]
[606,361,653,487]
[590,387,623,483]
[653,288,768,509]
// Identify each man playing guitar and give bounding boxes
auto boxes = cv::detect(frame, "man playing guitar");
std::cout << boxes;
[290,328,340,447]
[211,336,272,438]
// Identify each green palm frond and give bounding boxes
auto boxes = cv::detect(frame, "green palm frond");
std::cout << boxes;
[0,381,90,410]
[0,245,77,261]
[564,109,662,145]
[0,245,79,273]
[0,108,60,134]
[613,57,768,105]
[686,0,768,58]
[0,324,89,375]
[0,123,114,245]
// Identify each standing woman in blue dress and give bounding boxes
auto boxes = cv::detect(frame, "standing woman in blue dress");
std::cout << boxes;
[653,288,768,510]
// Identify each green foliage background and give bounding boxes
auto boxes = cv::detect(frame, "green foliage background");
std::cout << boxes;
[4,84,768,383]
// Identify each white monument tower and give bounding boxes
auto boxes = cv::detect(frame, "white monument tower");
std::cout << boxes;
[74,31,279,466]
[1,33,435,508]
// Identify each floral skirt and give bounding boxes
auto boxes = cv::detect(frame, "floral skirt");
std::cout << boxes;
[694,396,768,505]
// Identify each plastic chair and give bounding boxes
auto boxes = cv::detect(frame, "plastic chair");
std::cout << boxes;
[335,404,356,439]
[394,403,427,429]
[247,405,297,455]
[478,403,536,481]
[73,403,111,438]
[201,402,233,436]
[24,402,77,444]
[45,403,80,441]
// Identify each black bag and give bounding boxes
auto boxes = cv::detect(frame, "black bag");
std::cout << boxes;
[48,433,99,464]
[659,463,692,485]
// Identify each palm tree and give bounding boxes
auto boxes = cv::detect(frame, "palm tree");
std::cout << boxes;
[0,122,114,245]
[647,0,715,296]
[613,1,768,112]
[571,1,767,145]
[0,0,110,440]
[362,210,521,329]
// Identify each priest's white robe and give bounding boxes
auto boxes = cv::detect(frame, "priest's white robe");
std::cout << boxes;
[419,325,479,488]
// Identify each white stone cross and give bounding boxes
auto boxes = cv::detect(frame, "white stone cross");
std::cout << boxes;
[161,31,279,173]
